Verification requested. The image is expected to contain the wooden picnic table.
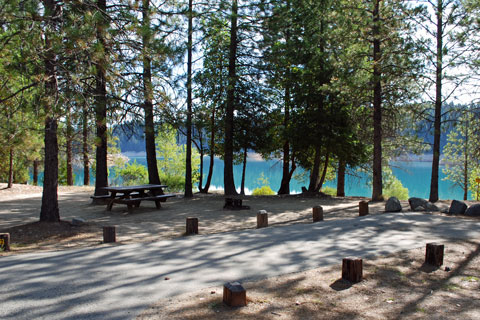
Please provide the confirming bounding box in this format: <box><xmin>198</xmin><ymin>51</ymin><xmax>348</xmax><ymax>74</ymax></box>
<box><xmin>101</xmin><ymin>184</ymin><xmax>175</xmax><ymax>213</ymax></box>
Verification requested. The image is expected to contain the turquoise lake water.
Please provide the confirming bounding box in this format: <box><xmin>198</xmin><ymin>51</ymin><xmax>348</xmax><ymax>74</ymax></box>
<box><xmin>56</xmin><ymin>156</ymin><xmax>472</xmax><ymax>200</ymax></box>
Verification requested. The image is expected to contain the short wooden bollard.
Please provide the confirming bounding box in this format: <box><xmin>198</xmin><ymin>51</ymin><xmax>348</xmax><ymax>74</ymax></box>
<box><xmin>425</xmin><ymin>243</ymin><xmax>444</xmax><ymax>267</ymax></box>
<box><xmin>257</xmin><ymin>210</ymin><xmax>268</xmax><ymax>228</ymax></box>
<box><xmin>223</xmin><ymin>282</ymin><xmax>247</xmax><ymax>307</ymax></box>
<box><xmin>359</xmin><ymin>200</ymin><xmax>369</xmax><ymax>216</ymax></box>
<box><xmin>186</xmin><ymin>217</ymin><xmax>199</xmax><ymax>235</ymax></box>
<box><xmin>0</xmin><ymin>233</ymin><xmax>10</xmax><ymax>251</ymax></box>
<box><xmin>103</xmin><ymin>226</ymin><xmax>116</xmax><ymax>243</ymax></box>
<box><xmin>312</xmin><ymin>206</ymin><xmax>324</xmax><ymax>222</ymax></box>
<box><xmin>342</xmin><ymin>257</ymin><xmax>363</xmax><ymax>283</ymax></box>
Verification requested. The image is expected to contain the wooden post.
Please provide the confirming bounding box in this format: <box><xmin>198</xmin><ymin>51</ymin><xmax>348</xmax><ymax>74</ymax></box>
<box><xmin>0</xmin><ymin>233</ymin><xmax>10</xmax><ymax>251</ymax></box>
<box><xmin>103</xmin><ymin>226</ymin><xmax>116</xmax><ymax>243</ymax></box>
<box><xmin>359</xmin><ymin>200</ymin><xmax>369</xmax><ymax>216</ymax></box>
<box><xmin>223</xmin><ymin>281</ymin><xmax>247</xmax><ymax>307</ymax></box>
<box><xmin>342</xmin><ymin>257</ymin><xmax>363</xmax><ymax>283</ymax></box>
<box><xmin>312</xmin><ymin>206</ymin><xmax>324</xmax><ymax>222</ymax></box>
<box><xmin>186</xmin><ymin>217</ymin><xmax>199</xmax><ymax>235</ymax></box>
<box><xmin>425</xmin><ymin>243</ymin><xmax>444</xmax><ymax>267</ymax></box>
<box><xmin>257</xmin><ymin>210</ymin><xmax>268</xmax><ymax>228</ymax></box>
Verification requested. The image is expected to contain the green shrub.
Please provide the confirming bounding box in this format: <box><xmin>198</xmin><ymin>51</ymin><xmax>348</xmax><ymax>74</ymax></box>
<box><xmin>252</xmin><ymin>185</ymin><xmax>276</xmax><ymax>196</ymax></box>
<box><xmin>159</xmin><ymin>172</ymin><xmax>185</xmax><ymax>192</ymax></box>
<box><xmin>156</xmin><ymin>125</ymin><xmax>200</xmax><ymax>192</ymax></box>
<box><xmin>383</xmin><ymin>176</ymin><xmax>409</xmax><ymax>200</ymax></box>
<box><xmin>114</xmin><ymin>160</ymin><xmax>148</xmax><ymax>186</ymax></box>
<box><xmin>321</xmin><ymin>186</ymin><xmax>337</xmax><ymax>196</ymax></box>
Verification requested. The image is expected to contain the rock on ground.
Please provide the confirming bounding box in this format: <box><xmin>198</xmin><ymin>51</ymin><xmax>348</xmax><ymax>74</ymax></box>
<box><xmin>465</xmin><ymin>204</ymin><xmax>480</xmax><ymax>217</ymax></box>
<box><xmin>408</xmin><ymin>197</ymin><xmax>439</xmax><ymax>212</ymax></box>
<box><xmin>385</xmin><ymin>197</ymin><xmax>402</xmax><ymax>212</ymax></box>
<box><xmin>448</xmin><ymin>200</ymin><xmax>468</xmax><ymax>215</ymax></box>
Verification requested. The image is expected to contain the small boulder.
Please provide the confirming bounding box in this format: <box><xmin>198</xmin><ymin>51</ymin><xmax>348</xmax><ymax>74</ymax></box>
<box><xmin>71</xmin><ymin>218</ymin><xmax>86</xmax><ymax>226</ymax></box>
<box><xmin>408</xmin><ymin>197</ymin><xmax>439</xmax><ymax>212</ymax></box>
<box><xmin>465</xmin><ymin>204</ymin><xmax>480</xmax><ymax>217</ymax></box>
<box><xmin>425</xmin><ymin>202</ymin><xmax>439</xmax><ymax>211</ymax></box>
<box><xmin>385</xmin><ymin>197</ymin><xmax>402</xmax><ymax>212</ymax></box>
<box><xmin>448</xmin><ymin>200</ymin><xmax>468</xmax><ymax>215</ymax></box>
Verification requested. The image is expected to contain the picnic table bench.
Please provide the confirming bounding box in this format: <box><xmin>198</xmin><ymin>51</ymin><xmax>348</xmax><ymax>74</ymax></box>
<box><xmin>94</xmin><ymin>184</ymin><xmax>175</xmax><ymax>213</ymax></box>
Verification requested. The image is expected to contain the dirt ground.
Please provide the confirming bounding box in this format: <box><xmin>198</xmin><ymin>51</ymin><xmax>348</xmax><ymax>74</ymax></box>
<box><xmin>138</xmin><ymin>240</ymin><xmax>480</xmax><ymax>320</ymax></box>
<box><xmin>1</xmin><ymin>183</ymin><xmax>479</xmax><ymax>319</ymax></box>
<box><xmin>2</xmin><ymin>182</ymin><xmax>450</xmax><ymax>255</ymax></box>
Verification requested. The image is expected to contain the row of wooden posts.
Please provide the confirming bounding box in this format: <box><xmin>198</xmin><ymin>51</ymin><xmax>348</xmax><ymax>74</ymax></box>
<box><xmin>0</xmin><ymin>200</ymin><xmax>371</xmax><ymax>250</ymax></box>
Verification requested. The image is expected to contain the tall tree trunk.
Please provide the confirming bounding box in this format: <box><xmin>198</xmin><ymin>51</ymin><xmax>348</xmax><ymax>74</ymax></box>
<box><xmin>83</xmin><ymin>106</ymin><xmax>90</xmax><ymax>185</ymax></box>
<box><xmin>336</xmin><ymin>159</ymin><xmax>346</xmax><ymax>197</ymax></box>
<box><xmin>240</xmin><ymin>147</ymin><xmax>247</xmax><ymax>195</ymax></box>
<box><xmin>429</xmin><ymin>0</ymin><xmax>443</xmax><ymax>203</ymax></box>
<box><xmin>224</xmin><ymin>0</ymin><xmax>238</xmax><ymax>195</ymax></box>
<box><xmin>315</xmin><ymin>152</ymin><xmax>330</xmax><ymax>193</ymax></box>
<box><xmin>198</xmin><ymin>147</ymin><xmax>204</xmax><ymax>191</ymax></box>
<box><xmin>201</xmin><ymin>140</ymin><xmax>215</xmax><ymax>193</ymax></box>
<box><xmin>40</xmin><ymin>0</ymin><xmax>60</xmax><ymax>222</ymax></box>
<box><xmin>33</xmin><ymin>159</ymin><xmax>39</xmax><ymax>186</ymax></box>
<box><xmin>142</xmin><ymin>0</ymin><xmax>161</xmax><ymax>186</ymax></box>
<box><xmin>7</xmin><ymin>147</ymin><xmax>13</xmax><ymax>188</ymax></box>
<box><xmin>185</xmin><ymin>0</ymin><xmax>194</xmax><ymax>197</ymax></box>
<box><xmin>201</xmin><ymin>106</ymin><xmax>216</xmax><ymax>193</ymax></box>
<box><xmin>371</xmin><ymin>0</ymin><xmax>383</xmax><ymax>201</ymax></box>
<box><xmin>278</xmin><ymin>6</ymin><xmax>292</xmax><ymax>195</ymax></box>
<box><xmin>278</xmin><ymin>83</ymin><xmax>291</xmax><ymax>195</ymax></box>
<box><xmin>463</xmin><ymin>116</ymin><xmax>468</xmax><ymax>200</ymax></box>
<box><xmin>93</xmin><ymin>0</ymin><xmax>109</xmax><ymax>199</ymax></box>
<box><xmin>41</xmin><ymin>117</ymin><xmax>60</xmax><ymax>221</ymax></box>
<box><xmin>66</xmin><ymin>107</ymin><xmax>73</xmax><ymax>186</ymax></box>
<box><xmin>308</xmin><ymin>147</ymin><xmax>322</xmax><ymax>192</ymax></box>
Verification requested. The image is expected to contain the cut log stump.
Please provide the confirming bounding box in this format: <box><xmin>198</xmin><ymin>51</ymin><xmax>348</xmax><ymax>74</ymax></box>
<box><xmin>359</xmin><ymin>201</ymin><xmax>369</xmax><ymax>216</ymax></box>
<box><xmin>186</xmin><ymin>217</ymin><xmax>199</xmax><ymax>235</ymax></box>
<box><xmin>425</xmin><ymin>243</ymin><xmax>444</xmax><ymax>267</ymax></box>
<box><xmin>223</xmin><ymin>282</ymin><xmax>247</xmax><ymax>307</ymax></box>
<box><xmin>0</xmin><ymin>233</ymin><xmax>10</xmax><ymax>251</ymax></box>
<box><xmin>312</xmin><ymin>206</ymin><xmax>324</xmax><ymax>222</ymax></box>
<box><xmin>257</xmin><ymin>210</ymin><xmax>268</xmax><ymax>228</ymax></box>
<box><xmin>342</xmin><ymin>257</ymin><xmax>363</xmax><ymax>283</ymax></box>
<box><xmin>103</xmin><ymin>226</ymin><xmax>116</xmax><ymax>243</ymax></box>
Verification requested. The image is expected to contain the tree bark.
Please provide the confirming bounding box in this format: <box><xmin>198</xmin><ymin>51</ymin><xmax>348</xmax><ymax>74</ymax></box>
<box><xmin>33</xmin><ymin>159</ymin><xmax>39</xmax><ymax>186</ymax></box>
<box><xmin>308</xmin><ymin>147</ymin><xmax>322</xmax><ymax>192</ymax></box>
<box><xmin>40</xmin><ymin>117</ymin><xmax>60</xmax><ymax>222</ymax></box>
<box><xmin>278</xmin><ymin>82</ymin><xmax>291</xmax><ymax>195</ymax></box>
<box><xmin>372</xmin><ymin>0</ymin><xmax>383</xmax><ymax>201</ymax></box>
<box><xmin>223</xmin><ymin>0</ymin><xmax>238</xmax><ymax>196</ymax></box>
<box><xmin>463</xmin><ymin>116</ymin><xmax>468</xmax><ymax>200</ymax></box>
<box><xmin>66</xmin><ymin>107</ymin><xmax>73</xmax><ymax>186</ymax></box>
<box><xmin>40</xmin><ymin>0</ymin><xmax>60</xmax><ymax>222</ymax></box>
<box><xmin>315</xmin><ymin>152</ymin><xmax>330</xmax><ymax>193</ymax></box>
<box><xmin>82</xmin><ymin>106</ymin><xmax>90</xmax><ymax>185</ymax></box>
<box><xmin>200</xmin><ymin>107</ymin><xmax>216</xmax><ymax>193</ymax></box>
<box><xmin>240</xmin><ymin>147</ymin><xmax>247</xmax><ymax>195</ymax></box>
<box><xmin>198</xmin><ymin>146</ymin><xmax>204</xmax><ymax>191</ymax></box>
<box><xmin>142</xmin><ymin>0</ymin><xmax>161</xmax><ymax>186</ymax></box>
<box><xmin>184</xmin><ymin>0</ymin><xmax>194</xmax><ymax>197</ymax></box>
<box><xmin>7</xmin><ymin>147</ymin><xmax>13</xmax><ymax>188</ymax></box>
<box><xmin>429</xmin><ymin>0</ymin><xmax>443</xmax><ymax>203</ymax></box>
<box><xmin>337</xmin><ymin>159</ymin><xmax>346</xmax><ymax>197</ymax></box>
<box><xmin>93</xmin><ymin>0</ymin><xmax>109</xmax><ymax>198</ymax></box>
